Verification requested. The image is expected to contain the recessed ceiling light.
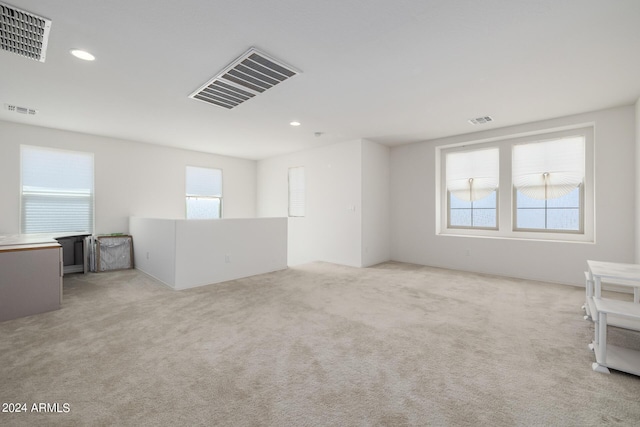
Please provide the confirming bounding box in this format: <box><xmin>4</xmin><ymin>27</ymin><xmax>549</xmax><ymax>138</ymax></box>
<box><xmin>70</xmin><ymin>49</ymin><xmax>95</xmax><ymax>61</ymax></box>
<box><xmin>290</xmin><ymin>121</ymin><xmax>301</xmax><ymax>127</ymax></box>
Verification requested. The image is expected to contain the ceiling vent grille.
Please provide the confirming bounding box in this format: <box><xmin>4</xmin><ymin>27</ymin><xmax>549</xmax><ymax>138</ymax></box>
<box><xmin>189</xmin><ymin>47</ymin><xmax>300</xmax><ymax>110</ymax></box>
<box><xmin>468</xmin><ymin>116</ymin><xmax>493</xmax><ymax>125</ymax></box>
<box><xmin>0</xmin><ymin>2</ymin><xmax>51</xmax><ymax>62</ymax></box>
<box><xmin>5</xmin><ymin>103</ymin><xmax>37</xmax><ymax>115</ymax></box>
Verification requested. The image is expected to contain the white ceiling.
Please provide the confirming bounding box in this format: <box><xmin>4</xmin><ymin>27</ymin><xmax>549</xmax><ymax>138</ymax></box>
<box><xmin>1</xmin><ymin>0</ymin><xmax>640</xmax><ymax>160</ymax></box>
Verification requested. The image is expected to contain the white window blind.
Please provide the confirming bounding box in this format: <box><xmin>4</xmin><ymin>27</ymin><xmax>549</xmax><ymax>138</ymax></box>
<box><xmin>446</xmin><ymin>148</ymin><xmax>499</xmax><ymax>201</ymax></box>
<box><xmin>288</xmin><ymin>166</ymin><xmax>305</xmax><ymax>217</ymax></box>
<box><xmin>512</xmin><ymin>136</ymin><xmax>585</xmax><ymax>200</ymax></box>
<box><xmin>186</xmin><ymin>166</ymin><xmax>222</xmax><ymax>219</ymax></box>
<box><xmin>21</xmin><ymin>145</ymin><xmax>94</xmax><ymax>234</ymax></box>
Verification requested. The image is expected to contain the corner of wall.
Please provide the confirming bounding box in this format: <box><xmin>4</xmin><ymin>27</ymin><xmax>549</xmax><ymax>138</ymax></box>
<box><xmin>360</xmin><ymin>139</ymin><xmax>392</xmax><ymax>267</ymax></box>
<box><xmin>635</xmin><ymin>97</ymin><xmax>640</xmax><ymax>263</ymax></box>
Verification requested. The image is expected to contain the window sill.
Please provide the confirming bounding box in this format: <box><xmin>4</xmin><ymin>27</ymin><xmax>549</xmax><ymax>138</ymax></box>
<box><xmin>437</xmin><ymin>229</ymin><xmax>595</xmax><ymax>244</ymax></box>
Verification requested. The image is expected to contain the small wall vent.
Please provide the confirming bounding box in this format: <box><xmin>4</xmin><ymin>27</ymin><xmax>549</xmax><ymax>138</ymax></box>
<box><xmin>190</xmin><ymin>47</ymin><xmax>300</xmax><ymax>110</ymax></box>
<box><xmin>5</xmin><ymin>103</ymin><xmax>37</xmax><ymax>115</ymax></box>
<box><xmin>0</xmin><ymin>2</ymin><xmax>52</xmax><ymax>62</ymax></box>
<box><xmin>468</xmin><ymin>116</ymin><xmax>493</xmax><ymax>125</ymax></box>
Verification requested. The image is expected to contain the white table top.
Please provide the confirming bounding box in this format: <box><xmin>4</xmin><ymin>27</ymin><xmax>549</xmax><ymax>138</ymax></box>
<box><xmin>0</xmin><ymin>233</ymin><xmax>91</xmax><ymax>247</ymax></box>
<box><xmin>587</xmin><ymin>260</ymin><xmax>640</xmax><ymax>283</ymax></box>
<box><xmin>0</xmin><ymin>242</ymin><xmax>62</xmax><ymax>253</ymax></box>
<box><xmin>593</xmin><ymin>297</ymin><xmax>640</xmax><ymax>319</ymax></box>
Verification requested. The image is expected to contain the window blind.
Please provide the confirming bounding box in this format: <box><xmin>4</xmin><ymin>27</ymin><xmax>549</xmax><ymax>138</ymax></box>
<box><xmin>288</xmin><ymin>166</ymin><xmax>305</xmax><ymax>217</ymax></box>
<box><xmin>186</xmin><ymin>166</ymin><xmax>222</xmax><ymax>197</ymax></box>
<box><xmin>512</xmin><ymin>136</ymin><xmax>585</xmax><ymax>200</ymax></box>
<box><xmin>446</xmin><ymin>148</ymin><xmax>499</xmax><ymax>201</ymax></box>
<box><xmin>21</xmin><ymin>145</ymin><xmax>94</xmax><ymax>234</ymax></box>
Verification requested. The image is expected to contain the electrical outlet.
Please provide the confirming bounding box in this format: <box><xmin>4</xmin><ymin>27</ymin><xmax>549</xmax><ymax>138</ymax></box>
<box><xmin>225</xmin><ymin>255</ymin><xmax>231</xmax><ymax>263</ymax></box>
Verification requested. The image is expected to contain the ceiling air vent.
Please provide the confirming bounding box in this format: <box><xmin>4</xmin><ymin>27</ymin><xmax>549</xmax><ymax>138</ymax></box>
<box><xmin>468</xmin><ymin>116</ymin><xmax>493</xmax><ymax>125</ymax></box>
<box><xmin>189</xmin><ymin>47</ymin><xmax>300</xmax><ymax>110</ymax></box>
<box><xmin>0</xmin><ymin>2</ymin><xmax>52</xmax><ymax>62</ymax></box>
<box><xmin>5</xmin><ymin>103</ymin><xmax>37</xmax><ymax>115</ymax></box>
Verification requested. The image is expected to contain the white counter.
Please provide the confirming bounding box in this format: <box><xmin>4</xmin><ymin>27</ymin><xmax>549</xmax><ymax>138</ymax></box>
<box><xmin>0</xmin><ymin>242</ymin><xmax>63</xmax><ymax>322</ymax></box>
<box><xmin>0</xmin><ymin>233</ymin><xmax>84</xmax><ymax>246</ymax></box>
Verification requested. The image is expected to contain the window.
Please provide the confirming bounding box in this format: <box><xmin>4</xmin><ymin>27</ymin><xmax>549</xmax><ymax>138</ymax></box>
<box><xmin>513</xmin><ymin>137</ymin><xmax>585</xmax><ymax>232</ymax></box>
<box><xmin>446</xmin><ymin>148</ymin><xmax>498</xmax><ymax>229</ymax></box>
<box><xmin>186</xmin><ymin>166</ymin><xmax>222</xmax><ymax>219</ymax></box>
<box><xmin>288</xmin><ymin>166</ymin><xmax>305</xmax><ymax>217</ymax></box>
<box><xmin>438</xmin><ymin>127</ymin><xmax>593</xmax><ymax>242</ymax></box>
<box><xmin>21</xmin><ymin>145</ymin><xmax>94</xmax><ymax>234</ymax></box>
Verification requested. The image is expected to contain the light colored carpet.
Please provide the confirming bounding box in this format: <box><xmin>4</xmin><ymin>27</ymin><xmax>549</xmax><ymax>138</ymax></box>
<box><xmin>1</xmin><ymin>261</ymin><xmax>640</xmax><ymax>426</ymax></box>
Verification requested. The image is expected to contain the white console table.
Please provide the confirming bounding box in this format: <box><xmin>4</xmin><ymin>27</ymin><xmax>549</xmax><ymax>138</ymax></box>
<box><xmin>590</xmin><ymin>297</ymin><xmax>640</xmax><ymax>375</ymax></box>
<box><xmin>586</xmin><ymin>260</ymin><xmax>640</xmax><ymax>376</ymax></box>
<box><xmin>585</xmin><ymin>260</ymin><xmax>640</xmax><ymax>330</ymax></box>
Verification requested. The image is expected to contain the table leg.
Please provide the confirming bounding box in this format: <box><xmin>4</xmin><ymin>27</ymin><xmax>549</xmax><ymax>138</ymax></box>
<box><xmin>593</xmin><ymin>312</ymin><xmax>598</xmax><ymax>346</ymax></box>
<box><xmin>598</xmin><ymin>312</ymin><xmax>607</xmax><ymax>361</ymax></box>
<box><xmin>592</xmin><ymin>311</ymin><xmax>611</xmax><ymax>374</ymax></box>
<box><xmin>584</xmin><ymin>273</ymin><xmax>594</xmax><ymax>319</ymax></box>
<box><xmin>586</xmin><ymin>271</ymin><xmax>594</xmax><ymax>297</ymax></box>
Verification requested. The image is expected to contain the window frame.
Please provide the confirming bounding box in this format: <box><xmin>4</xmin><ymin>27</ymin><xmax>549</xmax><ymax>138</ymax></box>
<box><xmin>512</xmin><ymin>184</ymin><xmax>584</xmax><ymax>234</ymax></box>
<box><xmin>288</xmin><ymin>166</ymin><xmax>305</xmax><ymax>218</ymax></box>
<box><xmin>437</xmin><ymin>126</ymin><xmax>594</xmax><ymax>242</ymax></box>
<box><xmin>185</xmin><ymin>166</ymin><xmax>223</xmax><ymax>220</ymax></box>
<box><xmin>447</xmin><ymin>190</ymin><xmax>499</xmax><ymax>230</ymax></box>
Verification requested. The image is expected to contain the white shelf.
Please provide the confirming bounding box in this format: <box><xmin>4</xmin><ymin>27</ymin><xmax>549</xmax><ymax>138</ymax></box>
<box><xmin>586</xmin><ymin>297</ymin><xmax>640</xmax><ymax>330</ymax></box>
<box><xmin>588</xmin><ymin>260</ymin><xmax>640</xmax><ymax>283</ymax></box>
<box><xmin>592</xmin><ymin>343</ymin><xmax>640</xmax><ymax>376</ymax></box>
<box><xmin>593</xmin><ymin>297</ymin><xmax>640</xmax><ymax>319</ymax></box>
<box><xmin>589</xmin><ymin>294</ymin><xmax>640</xmax><ymax>377</ymax></box>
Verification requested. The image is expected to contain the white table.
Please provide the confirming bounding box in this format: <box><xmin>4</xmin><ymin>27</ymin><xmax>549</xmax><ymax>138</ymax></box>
<box><xmin>0</xmin><ymin>243</ymin><xmax>63</xmax><ymax>322</ymax></box>
<box><xmin>586</xmin><ymin>260</ymin><xmax>640</xmax><ymax>375</ymax></box>
<box><xmin>590</xmin><ymin>297</ymin><xmax>640</xmax><ymax>375</ymax></box>
<box><xmin>585</xmin><ymin>260</ymin><xmax>640</xmax><ymax>330</ymax></box>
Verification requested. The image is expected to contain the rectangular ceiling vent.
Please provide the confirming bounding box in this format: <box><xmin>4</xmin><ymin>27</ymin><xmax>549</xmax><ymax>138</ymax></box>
<box><xmin>5</xmin><ymin>103</ymin><xmax>37</xmax><ymax>115</ymax></box>
<box><xmin>189</xmin><ymin>47</ymin><xmax>300</xmax><ymax>110</ymax></box>
<box><xmin>0</xmin><ymin>2</ymin><xmax>52</xmax><ymax>62</ymax></box>
<box><xmin>468</xmin><ymin>116</ymin><xmax>493</xmax><ymax>125</ymax></box>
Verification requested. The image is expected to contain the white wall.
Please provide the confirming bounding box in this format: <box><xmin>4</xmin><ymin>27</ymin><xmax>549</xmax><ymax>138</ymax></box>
<box><xmin>174</xmin><ymin>218</ymin><xmax>287</xmax><ymax>289</ymax></box>
<box><xmin>0</xmin><ymin>120</ymin><xmax>256</xmax><ymax>235</ymax></box>
<box><xmin>128</xmin><ymin>218</ymin><xmax>177</xmax><ymax>286</ymax></box>
<box><xmin>257</xmin><ymin>140</ymin><xmax>363</xmax><ymax>267</ymax></box>
<box><xmin>130</xmin><ymin>217</ymin><xmax>287</xmax><ymax>289</ymax></box>
<box><xmin>361</xmin><ymin>140</ymin><xmax>391</xmax><ymax>266</ymax></box>
<box><xmin>257</xmin><ymin>139</ymin><xmax>392</xmax><ymax>268</ymax></box>
<box><xmin>636</xmin><ymin>97</ymin><xmax>640</xmax><ymax>264</ymax></box>
<box><xmin>391</xmin><ymin>106</ymin><xmax>636</xmax><ymax>286</ymax></box>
